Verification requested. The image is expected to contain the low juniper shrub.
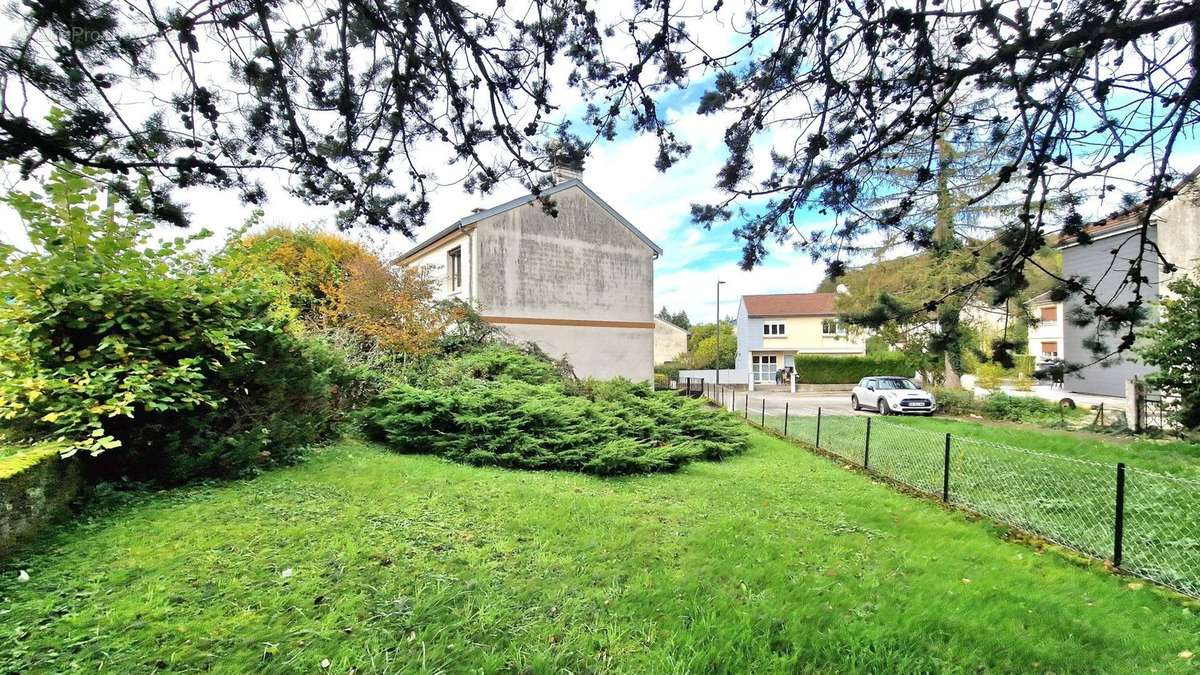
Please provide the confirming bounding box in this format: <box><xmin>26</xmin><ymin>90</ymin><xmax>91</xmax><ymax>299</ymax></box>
<box><xmin>358</xmin><ymin>350</ymin><xmax>748</xmax><ymax>476</ymax></box>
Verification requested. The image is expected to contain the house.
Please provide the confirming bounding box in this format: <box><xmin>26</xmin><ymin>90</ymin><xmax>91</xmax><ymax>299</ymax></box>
<box><xmin>397</xmin><ymin>170</ymin><xmax>661</xmax><ymax>381</ymax></box>
<box><xmin>1026</xmin><ymin>291</ymin><xmax>1064</xmax><ymax>362</ymax></box>
<box><xmin>734</xmin><ymin>292</ymin><xmax>867</xmax><ymax>389</ymax></box>
<box><xmin>1057</xmin><ymin>168</ymin><xmax>1200</xmax><ymax>396</ymax></box>
<box><xmin>653</xmin><ymin>318</ymin><xmax>688</xmax><ymax>365</ymax></box>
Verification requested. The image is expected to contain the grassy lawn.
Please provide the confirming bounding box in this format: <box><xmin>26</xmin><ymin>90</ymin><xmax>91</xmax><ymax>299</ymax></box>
<box><xmin>882</xmin><ymin>415</ymin><xmax>1200</xmax><ymax>478</ymax></box>
<box><xmin>2</xmin><ymin>432</ymin><xmax>1198</xmax><ymax>673</ymax></box>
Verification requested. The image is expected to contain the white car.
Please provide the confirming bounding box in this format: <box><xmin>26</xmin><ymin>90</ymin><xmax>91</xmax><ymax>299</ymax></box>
<box><xmin>851</xmin><ymin>377</ymin><xmax>936</xmax><ymax>415</ymax></box>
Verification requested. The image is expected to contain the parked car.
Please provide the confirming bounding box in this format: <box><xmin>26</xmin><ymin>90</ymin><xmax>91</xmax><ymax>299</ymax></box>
<box><xmin>851</xmin><ymin>377</ymin><xmax>936</xmax><ymax>415</ymax></box>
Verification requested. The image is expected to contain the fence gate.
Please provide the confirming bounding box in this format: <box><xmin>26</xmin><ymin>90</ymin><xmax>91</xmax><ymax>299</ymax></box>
<box><xmin>1135</xmin><ymin>385</ymin><xmax>1175</xmax><ymax>433</ymax></box>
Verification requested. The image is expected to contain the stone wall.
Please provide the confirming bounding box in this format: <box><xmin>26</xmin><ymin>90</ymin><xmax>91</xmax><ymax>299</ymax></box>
<box><xmin>0</xmin><ymin>445</ymin><xmax>83</xmax><ymax>557</ymax></box>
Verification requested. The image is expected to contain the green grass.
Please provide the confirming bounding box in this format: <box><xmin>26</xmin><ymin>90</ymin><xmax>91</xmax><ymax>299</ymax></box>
<box><xmin>2</xmin><ymin>433</ymin><xmax>1198</xmax><ymax>673</ymax></box>
<box><xmin>883</xmin><ymin>415</ymin><xmax>1200</xmax><ymax>478</ymax></box>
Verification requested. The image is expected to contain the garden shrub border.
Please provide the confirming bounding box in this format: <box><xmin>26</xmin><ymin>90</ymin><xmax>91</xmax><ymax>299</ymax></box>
<box><xmin>791</xmin><ymin>354</ymin><xmax>913</xmax><ymax>384</ymax></box>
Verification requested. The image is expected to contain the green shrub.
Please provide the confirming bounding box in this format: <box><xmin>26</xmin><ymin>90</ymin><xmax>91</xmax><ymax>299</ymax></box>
<box><xmin>441</xmin><ymin>344</ymin><xmax>565</xmax><ymax>386</ymax></box>
<box><xmin>932</xmin><ymin>388</ymin><xmax>977</xmax><ymax>416</ymax></box>
<box><xmin>653</xmin><ymin>373</ymin><xmax>669</xmax><ymax>390</ymax></box>
<box><xmin>980</xmin><ymin>393</ymin><xmax>1058</xmax><ymax>422</ymax></box>
<box><xmin>0</xmin><ymin>167</ymin><xmax>360</xmax><ymax>484</ymax></box>
<box><xmin>1013</xmin><ymin>354</ymin><xmax>1036</xmax><ymax>377</ymax></box>
<box><xmin>790</xmin><ymin>354</ymin><xmax>912</xmax><ymax>384</ymax></box>
<box><xmin>358</xmin><ymin>370</ymin><xmax>748</xmax><ymax>476</ymax></box>
<box><xmin>654</xmin><ymin>361</ymin><xmax>682</xmax><ymax>384</ymax></box>
<box><xmin>974</xmin><ymin>362</ymin><xmax>1004</xmax><ymax>390</ymax></box>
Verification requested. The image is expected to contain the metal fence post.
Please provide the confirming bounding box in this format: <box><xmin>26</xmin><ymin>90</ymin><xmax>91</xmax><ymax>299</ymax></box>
<box><xmin>815</xmin><ymin>407</ymin><xmax>822</xmax><ymax>448</ymax></box>
<box><xmin>761</xmin><ymin>398</ymin><xmax>766</xmax><ymax>426</ymax></box>
<box><xmin>783</xmin><ymin>402</ymin><xmax>789</xmax><ymax>436</ymax></box>
<box><xmin>1113</xmin><ymin>462</ymin><xmax>1126</xmax><ymax>568</ymax></box>
<box><xmin>942</xmin><ymin>433</ymin><xmax>951</xmax><ymax>502</ymax></box>
<box><xmin>744</xmin><ymin>395</ymin><xmax>749</xmax><ymax>419</ymax></box>
<box><xmin>863</xmin><ymin>417</ymin><xmax>872</xmax><ymax>469</ymax></box>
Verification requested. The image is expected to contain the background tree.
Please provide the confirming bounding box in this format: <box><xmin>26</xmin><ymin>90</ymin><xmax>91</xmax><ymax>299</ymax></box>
<box><xmin>684</xmin><ymin>321</ymin><xmax>735</xmax><ymax>370</ymax></box>
<box><xmin>656</xmin><ymin>306</ymin><xmax>691</xmax><ymax>329</ymax></box>
<box><xmin>326</xmin><ymin>256</ymin><xmax>450</xmax><ymax>356</ymax></box>
<box><xmin>1138</xmin><ymin>277</ymin><xmax>1200</xmax><ymax>430</ymax></box>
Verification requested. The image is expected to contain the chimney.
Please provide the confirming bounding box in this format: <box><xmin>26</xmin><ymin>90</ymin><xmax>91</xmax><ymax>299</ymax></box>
<box><xmin>546</xmin><ymin>139</ymin><xmax>584</xmax><ymax>183</ymax></box>
<box><xmin>551</xmin><ymin>163</ymin><xmax>582</xmax><ymax>183</ymax></box>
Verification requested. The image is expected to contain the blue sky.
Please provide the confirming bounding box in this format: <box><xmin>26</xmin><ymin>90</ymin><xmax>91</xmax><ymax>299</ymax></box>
<box><xmin>2</xmin><ymin>78</ymin><xmax>1197</xmax><ymax>327</ymax></box>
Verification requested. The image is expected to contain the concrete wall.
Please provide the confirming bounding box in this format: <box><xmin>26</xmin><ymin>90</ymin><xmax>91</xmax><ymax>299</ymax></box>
<box><xmin>1156</xmin><ymin>181</ymin><xmax>1200</xmax><ymax>293</ymax></box>
<box><xmin>653</xmin><ymin>319</ymin><xmax>688</xmax><ymax>364</ymax></box>
<box><xmin>500</xmin><ymin>322</ymin><xmax>652</xmax><ymax>381</ymax></box>
<box><xmin>1062</xmin><ymin>227</ymin><xmax>1159</xmax><ymax>396</ymax></box>
<box><xmin>474</xmin><ymin>185</ymin><xmax>656</xmax><ymax>381</ymax></box>
<box><xmin>1</xmin><ymin>446</ymin><xmax>83</xmax><ymax>557</ymax></box>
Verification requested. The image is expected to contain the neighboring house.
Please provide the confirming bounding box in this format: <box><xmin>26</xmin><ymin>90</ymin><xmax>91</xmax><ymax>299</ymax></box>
<box><xmin>1057</xmin><ymin>168</ymin><xmax>1200</xmax><ymax>396</ymax></box>
<box><xmin>653</xmin><ymin>318</ymin><xmax>688</xmax><ymax>365</ymax></box>
<box><xmin>1026</xmin><ymin>291</ymin><xmax>1064</xmax><ymax>363</ymax></box>
<box><xmin>734</xmin><ymin>292</ymin><xmax>867</xmax><ymax>388</ymax></box>
<box><xmin>397</xmin><ymin>172</ymin><xmax>661</xmax><ymax>381</ymax></box>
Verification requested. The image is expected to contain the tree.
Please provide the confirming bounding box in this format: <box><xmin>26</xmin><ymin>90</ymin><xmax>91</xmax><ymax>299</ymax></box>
<box><xmin>4</xmin><ymin>0</ymin><xmax>1196</xmax><ymax>366</ymax></box>
<box><xmin>1138</xmin><ymin>277</ymin><xmax>1200</xmax><ymax>430</ymax></box>
<box><xmin>326</xmin><ymin>256</ymin><xmax>451</xmax><ymax>355</ymax></box>
<box><xmin>685</xmin><ymin>321</ymin><xmax>735</xmax><ymax>370</ymax></box>
<box><xmin>656</xmin><ymin>306</ymin><xmax>691</xmax><ymax>330</ymax></box>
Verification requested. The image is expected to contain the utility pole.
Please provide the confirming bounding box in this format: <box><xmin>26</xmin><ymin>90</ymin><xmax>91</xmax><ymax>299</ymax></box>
<box><xmin>716</xmin><ymin>280</ymin><xmax>726</xmax><ymax>386</ymax></box>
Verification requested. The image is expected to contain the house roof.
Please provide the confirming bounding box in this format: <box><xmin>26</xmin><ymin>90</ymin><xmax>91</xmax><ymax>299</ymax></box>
<box><xmin>1027</xmin><ymin>290</ymin><xmax>1056</xmax><ymax>305</ymax></box>
<box><xmin>1058</xmin><ymin>165</ymin><xmax>1200</xmax><ymax>248</ymax></box>
<box><xmin>654</xmin><ymin>317</ymin><xmax>688</xmax><ymax>333</ymax></box>
<box><xmin>396</xmin><ymin>179</ymin><xmax>662</xmax><ymax>263</ymax></box>
<box><xmin>742</xmin><ymin>292</ymin><xmax>839</xmax><ymax>317</ymax></box>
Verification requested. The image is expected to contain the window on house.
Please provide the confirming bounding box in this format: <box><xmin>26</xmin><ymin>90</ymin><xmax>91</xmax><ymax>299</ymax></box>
<box><xmin>821</xmin><ymin>319</ymin><xmax>847</xmax><ymax>336</ymax></box>
<box><xmin>762</xmin><ymin>322</ymin><xmax>786</xmax><ymax>336</ymax></box>
<box><xmin>1040</xmin><ymin>341</ymin><xmax>1059</xmax><ymax>358</ymax></box>
<box><xmin>752</xmin><ymin>354</ymin><xmax>778</xmax><ymax>382</ymax></box>
<box><xmin>1039</xmin><ymin>305</ymin><xmax>1057</xmax><ymax>326</ymax></box>
<box><xmin>447</xmin><ymin>247</ymin><xmax>462</xmax><ymax>291</ymax></box>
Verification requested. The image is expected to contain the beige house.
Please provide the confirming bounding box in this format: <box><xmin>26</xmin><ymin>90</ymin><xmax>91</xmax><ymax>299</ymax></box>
<box><xmin>653</xmin><ymin>318</ymin><xmax>688</xmax><ymax>364</ymax></box>
<box><xmin>397</xmin><ymin>176</ymin><xmax>660</xmax><ymax>381</ymax></box>
<box><xmin>734</xmin><ymin>293</ymin><xmax>867</xmax><ymax>389</ymax></box>
<box><xmin>1026</xmin><ymin>291</ymin><xmax>1064</xmax><ymax>362</ymax></box>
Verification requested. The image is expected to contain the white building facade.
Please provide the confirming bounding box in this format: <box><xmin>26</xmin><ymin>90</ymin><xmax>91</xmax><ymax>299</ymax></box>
<box><xmin>398</xmin><ymin>179</ymin><xmax>660</xmax><ymax>381</ymax></box>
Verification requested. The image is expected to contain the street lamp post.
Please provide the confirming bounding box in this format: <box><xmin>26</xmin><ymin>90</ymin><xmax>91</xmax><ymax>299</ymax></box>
<box><xmin>716</xmin><ymin>280</ymin><xmax>726</xmax><ymax>386</ymax></box>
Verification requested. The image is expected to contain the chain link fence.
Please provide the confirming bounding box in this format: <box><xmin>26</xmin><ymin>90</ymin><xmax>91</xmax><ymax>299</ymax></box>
<box><xmin>701</xmin><ymin>383</ymin><xmax>1200</xmax><ymax>599</ymax></box>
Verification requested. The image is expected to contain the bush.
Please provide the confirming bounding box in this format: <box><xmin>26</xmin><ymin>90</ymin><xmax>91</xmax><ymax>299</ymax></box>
<box><xmin>790</xmin><ymin>354</ymin><xmax>912</xmax><ymax>384</ymax></box>
<box><xmin>980</xmin><ymin>393</ymin><xmax>1058</xmax><ymax>422</ymax></box>
<box><xmin>440</xmin><ymin>344</ymin><xmax>566</xmax><ymax>386</ymax></box>
<box><xmin>358</xmin><ymin>355</ymin><xmax>748</xmax><ymax>476</ymax></box>
<box><xmin>974</xmin><ymin>362</ymin><xmax>1004</xmax><ymax>390</ymax></box>
<box><xmin>653</xmin><ymin>373</ymin><xmax>669</xmax><ymax>390</ymax></box>
<box><xmin>0</xmin><ymin>168</ymin><xmax>361</xmax><ymax>484</ymax></box>
<box><xmin>932</xmin><ymin>388</ymin><xmax>977</xmax><ymax>416</ymax></box>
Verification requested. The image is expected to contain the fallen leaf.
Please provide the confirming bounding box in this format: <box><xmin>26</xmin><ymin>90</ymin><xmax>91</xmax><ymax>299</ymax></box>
<box><xmin>1180</xmin><ymin>651</ymin><xmax>1194</xmax><ymax>660</ymax></box>
<box><xmin>281</xmin><ymin>568</ymin><xmax>294</xmax><ymax>578</ymax></box>
<box><xmin>961</xmin><ymin>578</ymin><xmax>972</xmax><ymax>584</ymax></box>
<box><xmin>17</xmin><ymin>570</ymin><xmax>30</xmax><ymax>583</ymax></box>
<box><xmin>320</xmin><ymin>658</ymin><xmax>331</xmax><ymax>669</ymax></box>
<box><xmin>1127</xmin><ymin>582</ymin><xmax>1144</xmax><ymax>590</ymax></box>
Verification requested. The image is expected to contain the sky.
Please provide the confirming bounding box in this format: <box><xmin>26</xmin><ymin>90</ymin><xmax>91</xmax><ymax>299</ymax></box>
<box><xmin>3</xmin><ymin>2</ymin><xmax>1198</xmax><ymax>326</ymax></box>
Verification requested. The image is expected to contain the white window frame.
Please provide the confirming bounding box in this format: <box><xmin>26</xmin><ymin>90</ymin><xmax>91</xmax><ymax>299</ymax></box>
<box><xmin>821</xmin><ymin>319</ymin><xmax>847</xmax><ymax>336</ymax></box>
<box><xmin>763</xmin><ymin>322</ymin><xmax>786</xmax><ymax>337</ymax></box>
<box><xmin>751</xmin><ymin>354</ymin><xmax>779</xmax><ymax>382</ymax></box>
<box><xmin>447</xmin><ymin>246</ymin><xmax>462</xmax><ymax>291</ymax></box>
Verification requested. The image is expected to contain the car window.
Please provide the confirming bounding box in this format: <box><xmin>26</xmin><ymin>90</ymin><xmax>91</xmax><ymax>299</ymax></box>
<box><xmin>876</xmin><ymin>378</ymin><xmax>917</xmax><ymax>390</ymax></box>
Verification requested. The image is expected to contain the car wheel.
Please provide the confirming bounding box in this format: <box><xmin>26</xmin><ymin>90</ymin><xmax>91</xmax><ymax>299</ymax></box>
<box><xmin>851</xmin><ymin>395</ymin><xmax>860</xmax><ymax>411</ymax></box>
<box><xmin>878</xmin><ymin>398</ymin><xmax>892</xmax><ymax>415</ymax></box>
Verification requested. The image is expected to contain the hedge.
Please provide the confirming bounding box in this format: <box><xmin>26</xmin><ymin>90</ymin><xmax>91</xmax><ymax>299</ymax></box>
<box><xmin>791</xmin><ymin>354</ymin><xmax>913</xmax><ymax>384</ymax></box>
